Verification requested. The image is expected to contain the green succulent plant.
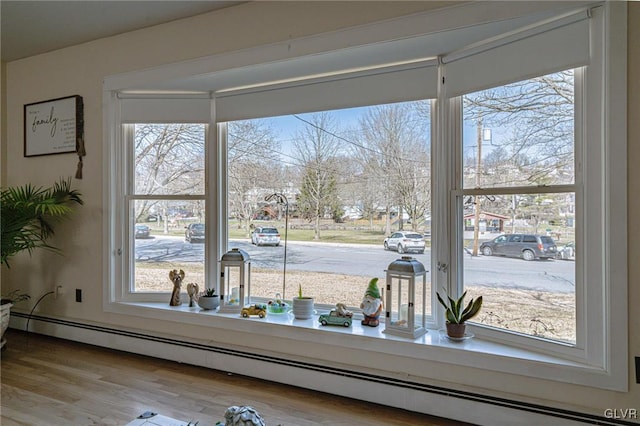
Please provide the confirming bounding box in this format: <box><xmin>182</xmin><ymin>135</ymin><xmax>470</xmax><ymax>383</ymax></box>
<box><xmin>203</xmin><ymin>288</ymin><xmax>217</xmax><ymax>297</ymax></box>
<box><xmin>436</xmin><ymin>290</ymin><xmax>483</xmax><ymax>324</ymax></box>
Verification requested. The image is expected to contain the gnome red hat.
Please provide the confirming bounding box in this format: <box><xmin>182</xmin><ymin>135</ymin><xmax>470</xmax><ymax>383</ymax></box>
<box><xmin>365</xmin><ymin>277</ymin><xmax>381</xmax><ymax>299</ymax></box>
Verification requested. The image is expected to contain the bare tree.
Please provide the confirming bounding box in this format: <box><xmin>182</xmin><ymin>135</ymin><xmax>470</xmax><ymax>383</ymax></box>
<box><xmin>464</xmin><ymin>70</ymin><xmax>575</xmax><ymax>187</ymax></box>
<box><xmin>356</xmin><ymin>103</ymin><xmax>430</xmax><ymax>234</ymax></box>
<box><xmin>462</xmin><ymin>70</ymin><xmax>575</xmax><ymax>243</ymax></box>
<box><xmin>227</xmin><ymin>120</ymin><xmax>280</xmax><ymax>236</ymax></box>
<box><xmin>339</xmin><ymin>159</ymin><xmax>381</xmax><ymax>228</ymax></box>
<box><xmin>293</xmin><ymin>112</ymin><xmax>342</xmax><ymax>240</ymax></box>
<box><xmin>134</xmin><ymin>124</ymin><xmax>205</xmax><ymax>230</ymax></box>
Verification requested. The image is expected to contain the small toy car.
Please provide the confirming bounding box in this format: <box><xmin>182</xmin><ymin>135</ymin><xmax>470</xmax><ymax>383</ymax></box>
<box><xmin>241</xmin><ymin>304</ymin><xmax>267</xmax><ymax>318</ymax></box>
<box><xmin>319</xmin><ymin>310</ymin><xmax>352</xmax><ymax>327</ymax></box>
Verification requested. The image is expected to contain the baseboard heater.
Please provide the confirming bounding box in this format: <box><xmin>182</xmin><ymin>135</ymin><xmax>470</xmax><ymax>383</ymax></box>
<box><xmin>11</xmin><ymin>312</ymin><xmax>636</xmax><ymax>426</ymax></box>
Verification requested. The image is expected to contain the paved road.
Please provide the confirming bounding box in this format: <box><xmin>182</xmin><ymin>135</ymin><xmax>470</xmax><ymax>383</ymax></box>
<box><xmin>135</xmin><ymin>236</ymin><xmax>575</xmax><ymax>293</ymax></box>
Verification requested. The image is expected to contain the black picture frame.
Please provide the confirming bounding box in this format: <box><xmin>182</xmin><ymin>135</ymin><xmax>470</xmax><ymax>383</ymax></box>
<box><xmin>24</xmin><ymin>95</ymin><xmax>84</xmax><ymax>157</ymax></box>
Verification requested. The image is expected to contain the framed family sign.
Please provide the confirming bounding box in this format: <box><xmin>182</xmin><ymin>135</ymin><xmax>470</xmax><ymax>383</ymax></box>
<box><xmin>24</xmin><ymin>95</ymin><xmax>84</xmax><ymax>157</ymax></box>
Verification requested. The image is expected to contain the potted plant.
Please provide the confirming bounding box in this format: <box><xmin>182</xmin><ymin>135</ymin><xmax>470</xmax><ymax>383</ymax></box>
<box><xmin>1</xmin><ymin>290</ymin><xmax>30</xmax><ymax>348</ymax></box>
<box><xmin>1</xmin><ymin>178</ymin><xmax>82</xmax><ymax>344</ymax></box>
<box><xmin>197</xmin><ymin>288</ymin><xmax>220</xmax><ymax>310</ymax></box>
<box><xmin>436</xmin><ymin>290</ymin><xmax>483</xmax><ymax>338</ymax></box>
<box><xmin>292</xmin><ymin>284</ymin><xmax>314</xmax><ymax>320</ymax></box>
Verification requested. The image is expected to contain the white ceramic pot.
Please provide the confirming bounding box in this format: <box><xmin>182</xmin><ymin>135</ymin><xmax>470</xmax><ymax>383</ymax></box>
<box><xmin>198</xmin><ymin>296</ymin><xmax>220</xmax><ymax>310</ymax></box>
<box><xmin>292</xmin><ymin>297</ymin><xmax>314</xmax><ymax>319</ymax></box>
<box><xmin>1</xmin><ymin>303</ymin><xmax>12</xmax><ymax>349</ymax></box>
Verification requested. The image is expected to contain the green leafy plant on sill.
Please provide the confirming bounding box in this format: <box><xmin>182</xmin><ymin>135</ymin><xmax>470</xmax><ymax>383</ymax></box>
<box><xmin>202</xmin><ymin>288</ymin><xmax>217</xmax><ymax>297</ymax></box>
<box><xmin>436</xmin><ymin>289</ymin><xmax>483</xmax><ymax>324</ymax></box>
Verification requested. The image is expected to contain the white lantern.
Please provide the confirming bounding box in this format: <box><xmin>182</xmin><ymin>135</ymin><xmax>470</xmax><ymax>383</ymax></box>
<box><xmin>218</xmin><ymin>248</ymin><xmax>251</xmax><ymax>314</ymax></box>
<box><xmin>383</xmin><ymin>256</ymin><xmax>427</xmax><ymax>339</ymax></box>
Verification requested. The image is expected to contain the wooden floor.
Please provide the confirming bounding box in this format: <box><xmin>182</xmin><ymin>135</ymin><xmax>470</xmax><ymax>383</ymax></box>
<box><xmin>1</xmin><ymin>330</ymin><xmax>470</xmax><ymax>426</ymax></box>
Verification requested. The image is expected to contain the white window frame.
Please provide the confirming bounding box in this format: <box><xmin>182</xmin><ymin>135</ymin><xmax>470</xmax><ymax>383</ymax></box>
<box><xmin>446</xmin><ymin>69</ymin><xmax>583</xmax><ymax>357</ymax></box>
<box><xmin>103</xmin><ymin>1</ymin><xmax>627</xmax><ymax>391</ymax></box>
<box><xmin>431</xmin><ymin>5</ymin><xmax>627</xmax><ymax>373</ymax></box>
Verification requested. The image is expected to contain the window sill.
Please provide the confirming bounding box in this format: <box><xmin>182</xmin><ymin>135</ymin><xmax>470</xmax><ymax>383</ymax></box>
<box><xmin>105</xmin><ymin>301</ymin><xmax>620</xmax><ymax>390</ymax></box>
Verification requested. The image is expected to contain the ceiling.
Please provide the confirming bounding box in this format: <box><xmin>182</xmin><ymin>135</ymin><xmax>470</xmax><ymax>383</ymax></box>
<box><xmin>0</xmin><ymin>1</ymin><xmax>243</xmax><ymax>62</ymax></box>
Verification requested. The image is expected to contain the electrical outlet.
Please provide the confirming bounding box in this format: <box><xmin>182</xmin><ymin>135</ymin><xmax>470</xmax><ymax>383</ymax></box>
<box><xmin>635</xmin><ymin>356</ymin><xmax>639</xmax><ymax>384</ymax></box>
<box><xmin>75</xmin><ymin>289</ymin><xmax>82</xmax><ymax>303</ymax></box>
<box><xmin>54</xmin><ymin>285</ymin><xmax>63</xmax><ymax>299</ymax></box>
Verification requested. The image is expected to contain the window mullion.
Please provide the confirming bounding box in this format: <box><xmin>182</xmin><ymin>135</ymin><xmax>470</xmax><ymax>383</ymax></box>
<box><xmin>461</xmin><ymin>185</ymin><xmax>576</xmax><ymax>197</ymax></box>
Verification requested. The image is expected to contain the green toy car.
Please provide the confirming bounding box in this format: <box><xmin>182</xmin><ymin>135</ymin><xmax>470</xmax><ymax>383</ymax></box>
<box><xmin>319</xmin><ymin>310</ymin><xmax>352</xmax><ymax>327</ymax></box>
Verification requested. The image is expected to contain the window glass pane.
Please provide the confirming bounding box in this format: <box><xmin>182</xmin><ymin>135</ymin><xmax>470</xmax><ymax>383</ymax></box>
<box><xmin>462</xmin><ymin>192</ymin><xmax>576</xmax><ymax>343</ymax></box>
<box><xmin>226</xmin><ymin>101</ymin><xmax>432</xmax><ymax>314</ymax></box>
<box><xmin>132</xmin><ymin>199</ymin><xmax>205</xmax><ymax>292</ymax></box>
<box><xmin>460</xmin><ymin>70</ymin><xmax>577</xmax><ymax>343</ymax></box>
<box><xmin>134</xmin><ymin>124</ymin><xmax>205</xmax><ymax>195</ymax></box>
<box><xmin>462</xmin><ymin>70</ymin><xmax>575</xmax><ymax>189</ymax></box>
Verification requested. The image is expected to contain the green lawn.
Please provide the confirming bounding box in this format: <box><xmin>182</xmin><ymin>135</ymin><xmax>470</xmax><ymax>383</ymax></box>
<box><xmin>144</xmin><ymin>221</ymin><xmax>392</xmax><ymax>244</ymax></box>
<box><xmin>229</xmin><ymin>226</ymin><xmax>387</xmax><ymax>245</ymax></box>
<box><xmin>143</xmin><ymin>218</ymin><xmax>571</xmax><ymax>248</ymax></box>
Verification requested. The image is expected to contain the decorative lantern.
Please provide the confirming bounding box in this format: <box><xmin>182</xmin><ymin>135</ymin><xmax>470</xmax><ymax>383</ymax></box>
<box><xmin>218</xmin><ymin>248</ymin><xmax>251</xmax><ymax>314</ymax></box>
<box><xmin>383</xmin><ymin>256</ymin><xmax>427</xmax><ymax>339</ymax></box>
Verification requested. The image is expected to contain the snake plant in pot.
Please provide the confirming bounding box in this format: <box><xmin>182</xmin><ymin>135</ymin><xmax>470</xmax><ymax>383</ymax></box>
<box><xmin>292</xmin><ymin>284</ymin><xmax>314</xmax><ymax>320</ymax></box>
<box><xmin>436</xmin><ymin>290</ymin><xmax>483</xmax><ymax>338</ymax></box>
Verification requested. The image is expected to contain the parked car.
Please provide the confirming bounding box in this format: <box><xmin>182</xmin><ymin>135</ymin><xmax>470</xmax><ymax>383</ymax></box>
<box><xmin>241</xmin><ymin>304</ymin><xmax>267</xmax><ymax>318</ymax></box>
<box><xmin>556</xmin><ymin>242</ymin><xmax>575</xmax><ymax>260</ymax></box>
<box><xmin>383</xmin><ymin>231</ymin><xmax>425</xmax><ymax>254</ymax></box>
<box><xmin>185</xmin><ymin>223</ymin><xmax>205</xmax><ymax>243</ymax></box>
<box><xmin>319</xmin><ymin>310</ymin><xmax>352</xmax><ymax>327</ymax></box>
<box><xmin>134</xmin><ymin>224</ymin><xmax>150</xmax><ymax>239</ymax></box>
<box><xmin>480</xmin><ymin>234</ymin><xmax>557</xmax><ymax>261</ymax></box>
<box><xmin>251</xmin><ymin>227</ymin><xmax>281</xmax><ymax>246</ymax></box>
<box><xmin>146</xmin><ymin>214</ymin><xmax>162</xmax><ymax>222</ymax></box>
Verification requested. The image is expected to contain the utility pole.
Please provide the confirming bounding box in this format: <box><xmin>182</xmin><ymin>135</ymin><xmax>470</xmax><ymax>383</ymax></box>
<box><xmin>472</xmin><ymin>119</ymin><xmax>482</xmax><ymax>256</ymax></box>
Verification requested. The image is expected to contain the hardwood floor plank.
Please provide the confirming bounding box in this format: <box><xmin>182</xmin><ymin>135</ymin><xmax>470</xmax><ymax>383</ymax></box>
<box><xmin>1</xmin><ymin>330</ymin><xmax>471</xmax><ymax>425</ymax></box>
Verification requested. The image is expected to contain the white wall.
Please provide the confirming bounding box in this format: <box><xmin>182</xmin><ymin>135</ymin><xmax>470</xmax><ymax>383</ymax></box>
<box><xmin>2</xmin><ymin>1</ymin><xmax>638</xmax><ymax>423</ymax></box>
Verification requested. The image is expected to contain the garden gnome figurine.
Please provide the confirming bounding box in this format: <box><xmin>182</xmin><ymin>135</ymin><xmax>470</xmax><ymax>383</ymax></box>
<box><xmin>360</xmin><ymin>277</ymin><xmax>383</xmax><ymax>327</ymax></box>
<box><xmin>169</xmin><ymin>269</ymin><xmax>185</xmax><ymax>306</ymax></box>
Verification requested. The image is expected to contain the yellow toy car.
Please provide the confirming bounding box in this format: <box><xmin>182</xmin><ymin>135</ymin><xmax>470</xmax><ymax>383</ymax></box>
<box><xmin>241</xmin><ymin>304</ymin><xmax>267</xmax><ymax>318</ymax></box>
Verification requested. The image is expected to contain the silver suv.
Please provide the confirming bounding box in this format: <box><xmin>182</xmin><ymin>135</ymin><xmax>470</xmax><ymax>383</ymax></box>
<box><xmin>251</xmin><ymin>227</ymin><xmax>281</xmax><ymax>246</ymax></box>
<box><xmin>383</xmin><ymin>231</ymin><xmax>425</xmax><ymax>254</ymax></box>
<box><xmin>480</xmin><ymin>234</ymin><xmax>557</xmax><ymax>261</ymax></box>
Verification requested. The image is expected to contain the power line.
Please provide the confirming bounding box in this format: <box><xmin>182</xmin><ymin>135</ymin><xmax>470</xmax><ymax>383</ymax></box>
<box><xmin>292</xmin><ymin>114</ymin><xmax>429</xmax><ymax>165</ymax></box>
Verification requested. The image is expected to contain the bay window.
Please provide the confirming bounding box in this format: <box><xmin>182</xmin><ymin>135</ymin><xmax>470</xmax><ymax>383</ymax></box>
<box><xmin>105</xmin><ymin>2</ymin><xmax>626</xmax><ymax>390</ymax></box>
